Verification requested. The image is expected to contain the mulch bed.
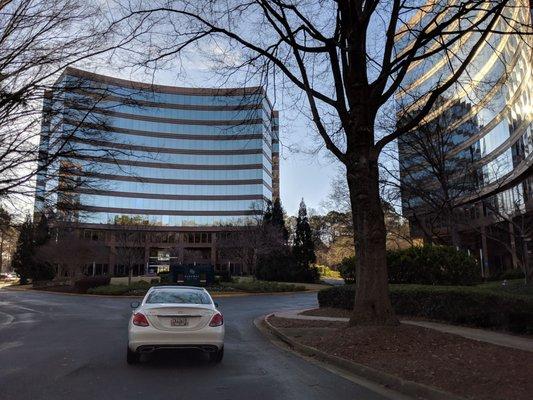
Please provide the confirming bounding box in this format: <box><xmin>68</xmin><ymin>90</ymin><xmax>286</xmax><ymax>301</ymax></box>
<box><xmin>268</xmin><ymin>316</ymin><xmax>533</xmax><ymax>400</ymax></box>
<box><xmin>300</xmin><ymin>307</ymin><xmax>351</xmax><ymax>318</ymax></box>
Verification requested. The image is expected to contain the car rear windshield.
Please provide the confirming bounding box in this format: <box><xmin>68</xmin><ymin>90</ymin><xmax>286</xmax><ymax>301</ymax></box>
<box><xmin>145</xmin><ymin>289</ymin><xmax>211</xmax><ymax>305</ymax></box>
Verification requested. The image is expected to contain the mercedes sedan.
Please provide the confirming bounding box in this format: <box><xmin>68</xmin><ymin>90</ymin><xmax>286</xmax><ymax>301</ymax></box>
<box><xmin>127</xmin><ymin>286</ymin><xmax>224</xmax><ymax>364</ymax></box>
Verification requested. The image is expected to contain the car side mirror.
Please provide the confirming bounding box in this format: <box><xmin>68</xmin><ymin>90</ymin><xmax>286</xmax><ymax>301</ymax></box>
<box><xmin>130</xmin><ymin>301</ymin><xmax>140</xmax><ymax>309</ymax></box>
<box><xmin>215</xmin><ymin>302</ymin><xmax>219</xmax><ymax>308</ymax></box>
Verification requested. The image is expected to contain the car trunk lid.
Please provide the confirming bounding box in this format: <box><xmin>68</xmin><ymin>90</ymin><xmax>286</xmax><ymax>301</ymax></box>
<box><xmin>143</xmin><ymin>304</ymin><xmax>214</xmax><ymax>331</ymax></box>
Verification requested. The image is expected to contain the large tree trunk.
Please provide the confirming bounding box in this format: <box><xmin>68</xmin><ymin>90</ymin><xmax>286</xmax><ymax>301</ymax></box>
<box><xmin>346</xmin><ymin>147</ymin><xmax>398</xmax><ymax>326</ymax></box>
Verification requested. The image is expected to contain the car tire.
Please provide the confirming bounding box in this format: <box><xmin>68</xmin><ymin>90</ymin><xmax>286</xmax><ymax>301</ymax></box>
<box><xmin>127</xmin><ymin>346</ymin><xmax>140</xmax><ymax>364</ymax></box>
<box><xmin>210</xmin><ymin>347</ymin><xmax>224</xmax><ymax>363</ymax></box>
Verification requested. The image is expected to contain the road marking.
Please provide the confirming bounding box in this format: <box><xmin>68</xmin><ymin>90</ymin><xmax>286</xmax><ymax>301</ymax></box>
<box><xmin>0</xmin><ymin>341</ymin><xmax>22</xmax><ymax>352</ymax></box>
<box><xmin>0</xmin><ymin>310</ymin><xmax>15</xmax><ymax>330</ymax></box>
<box><xmin>0</xmin><ymin>301</ymin><xmax>44</xmax><ymax>314</ymax></box>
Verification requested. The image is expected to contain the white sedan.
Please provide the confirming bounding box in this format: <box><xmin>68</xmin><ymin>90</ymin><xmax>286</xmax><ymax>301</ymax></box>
<box><xmin>127</xmin><ymin>286</ymin><xmax>224</xmax><ymax>364</ymax></box>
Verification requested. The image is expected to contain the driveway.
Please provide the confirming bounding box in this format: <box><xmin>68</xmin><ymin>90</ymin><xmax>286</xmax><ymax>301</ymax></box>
<box><xmin>0</xmin><ymin>289</ymin><xmax>390</xmax><ymax>400</ymax></box>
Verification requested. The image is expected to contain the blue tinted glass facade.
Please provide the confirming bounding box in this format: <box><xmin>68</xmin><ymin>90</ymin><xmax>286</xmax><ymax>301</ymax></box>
<box><xmin>398</xmin><ymin>1</ymin><xmax>532</xmax><ymax>217</ymax></box>
<box><xmin>35</xmin><ymin>68</ymin><xmax>279</xmax><ymax>227</ymax></box>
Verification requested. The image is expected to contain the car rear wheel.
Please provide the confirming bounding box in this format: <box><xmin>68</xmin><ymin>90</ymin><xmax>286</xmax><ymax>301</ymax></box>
<box><xmin>209</xmin><ymin>347</ymin><xmax>224</xmax><ymax>363</ymax></box>
<box><xmin>127</xmin><ymin>346</ymin><xmax>140</xmax><ymax>364</ymax></box>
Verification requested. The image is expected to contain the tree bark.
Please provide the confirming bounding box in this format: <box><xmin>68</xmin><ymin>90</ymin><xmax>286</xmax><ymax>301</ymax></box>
<box><xmin>345</xmin><ymin>145</ymin><xmax>399</xmax><ymax>326</ymax></box>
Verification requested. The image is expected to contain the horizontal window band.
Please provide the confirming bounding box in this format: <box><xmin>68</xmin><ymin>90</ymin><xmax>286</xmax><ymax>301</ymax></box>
<box><xmin>73</xmin><ymin>156</ymin><xmax>273</xmax><ymax>179</ymax></box>
<box><xmin>63</xmin><ymin>118</ymin><xmax>267</xmax><ymax>141</ymax></box>
<box><xmin>64</xmin><ymin>67</ymin><xmax>266</xmax><ymax>97</ymax></box>
<box><xmin>72</xmin><ymin>155</ymin><xmax>265</xmax><ymax>171</ymax></box>
<box><xmin>69</xmin><ymin>205</ymin><xmax>263</xmax><ymax>216</ymax></box>
<box><xmin>69</xmin><ymin>137</ymin><xmax>265</xmax><ymax>156</ymax></box>
<box><xmin>68</xmin><ymin>88</ymin><xmax>264</xmax><ymax>111</ymax></box>
<box><xmin>74</xmin><ymin>188</ymin><xmax>270</xmax><ymax>202</ymax></box>
<box><xmin>65</xmin><ymin>102</ymin><xmax>265</xmax><ymax>126</ymax></box>
<box><xmin>78</xmin><ymin>171</ymin><xmax>271</xmax><ymax>187</ymax></box>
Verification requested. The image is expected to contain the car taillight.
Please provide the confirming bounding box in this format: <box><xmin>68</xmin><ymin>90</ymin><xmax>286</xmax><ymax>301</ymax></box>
<box><xmin>209</xmin><ymin>312</ymin><xmax>223</xmax><ymax>327</ymax></box>
<box><xmin>132</xmin><ymin>312</ymin><xmax>149</xmax><ymax>327</ymax></box>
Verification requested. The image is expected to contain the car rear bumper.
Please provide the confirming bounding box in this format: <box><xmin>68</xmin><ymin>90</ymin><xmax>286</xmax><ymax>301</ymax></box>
<box><xmin>128</xmin><ymin>324</ymin><xmax>224</xmax><ymax>352</ymax></box>
<box><xmin>135</xmin><ymin>344</ymin><xmax>221</xmax><ymax>354</ymax></box>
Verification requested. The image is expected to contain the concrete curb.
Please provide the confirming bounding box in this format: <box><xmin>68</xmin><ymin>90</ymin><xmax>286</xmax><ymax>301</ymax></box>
<box><xmin>1</xmin><ymin>285</ymin><xmax>318</xmax><ymax>299</ymax></box>
<box><xmin>262</xmin><ymin>314</ymin><xmax>466</xmax><ymax>400</ymax></box>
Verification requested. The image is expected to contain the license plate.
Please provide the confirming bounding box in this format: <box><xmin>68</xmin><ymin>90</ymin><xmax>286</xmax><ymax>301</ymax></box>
<box><xmin>170</xmin><ymin>317</ymin><xmax>188</xmax><ymax>327</ymax></box>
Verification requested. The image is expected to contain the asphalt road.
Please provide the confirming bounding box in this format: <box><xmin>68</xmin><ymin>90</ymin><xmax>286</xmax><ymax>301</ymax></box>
<box><xmin>0</xmin><ymin>289</ymin><xmax>391</xmax><ymax>400</ymax></box>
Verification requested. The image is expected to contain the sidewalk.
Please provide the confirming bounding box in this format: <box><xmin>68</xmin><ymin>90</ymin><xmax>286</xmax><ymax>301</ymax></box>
<box><xmin>275</xmin><ymin>309</ymin><xmax>533</xmax><ymax>353</ymax></box>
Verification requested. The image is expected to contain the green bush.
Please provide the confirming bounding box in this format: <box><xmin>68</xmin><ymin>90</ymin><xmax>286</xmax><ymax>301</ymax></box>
<box><xmin>317</xmin><ymin>284</ymin><xmax>533</xmax><ymax>334</ymax></box>
<box><xmin>316</xmin><ymin>265</ymin><xmax>341</xmax><ymax>279</ymax></box>
<box><xmin>490</xmin><ymin>269</ymin><xmax>525</xmax><ymax>281</ymax></box>
<box><xmin>87</xmin><ymin>280</ymin><xmax>153</xmax><ymax>295</ymax></box>
<box><xmin>87</xmin><ymin>284</ymin><xmax>130</xmax><ymax>295</ymax></box>
<box><xmin>387</xmin><ymin>245</ymin><xmax>481</xmax><ymax>285</ymax></box>
<box><xmin>218</xmin><ymin>280</ymin><xmax>306</xmax><ymax>293</ymax></box>
<box><xmin>159</xmin><ymin>273</ymin><xmax>172</xmax><ymax>283</ymax></box>
<box><xmin>338</xmin><ymin>256</ymin><xmax>356</xmax><ymax>284</ymax></box>
<box><xmin>74</xmin><ymin>276</ymin><xmax>111</xmax><ymax>293</ymax></box>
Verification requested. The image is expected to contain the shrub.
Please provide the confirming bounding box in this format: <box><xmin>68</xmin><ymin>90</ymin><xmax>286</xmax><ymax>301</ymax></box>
<box><xmin>32</xmin><ymin>262</ymin><xmax>56</xmax><ymax>282</ymax></box>
<box><xmin>338</xmin><ymin>256</ymin><xmax>356</xmax><ymax>284</ymax></box>
<box><xmin>317</xmin><ymin>285</ymin><xmax>533</xmax><ymax>334</ymax></box>
<box><xmin>74</xmin><ymin>276</ymin><xmax>111</xmax><ymax>293</ymax></box>
<box><xmin>255</xmin><ymin>251</ymin><xmax>318</xmax><ymax>283</ymax></box>
<box><xmin>387</xmin><ymin>245</ymin><xmax>481</xmax><ymax>285</ymax></box>
<box><xmin>87</xmin><ymin>284</ymin><xmax>130</xmax><ymax>295</ymax></box>
<box><xmin>316</xmin><ymin>265</ymin><xmax>341</xmax><ymax>279</ymax></box>
<box><xmin>491</xmin><ymin>269</ymin><xmax>525</xmax><ymax>281</ymax></box>
<box><xmin>159</xmin><ymin>273</ymin><xmax>172</xmax><ymax>284</ymax></box>
<box><xmin>218</xmin><ymin>280</ymin><xmax>306</xmax><ymax>293</ymax></box>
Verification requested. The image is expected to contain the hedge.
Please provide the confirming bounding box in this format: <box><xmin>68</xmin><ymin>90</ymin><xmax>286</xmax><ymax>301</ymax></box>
<box><xmin>86</xmin><ymin>280</ymin><xmax>153</xmax><ymax>295</ymax></box>
<box><xmin>317</xmin><ymin>285</ymin><xmax>533</xmax><ymax>334</ymax></box>
<box><xmin>74</xmin><ymin>276</ymin><xmax>110</xmax><ymax>293</ymax></box>
<box><xmin>387</xmin><ymin>245</ymin><xmax>480</xmax><ymax>285</ymax></box>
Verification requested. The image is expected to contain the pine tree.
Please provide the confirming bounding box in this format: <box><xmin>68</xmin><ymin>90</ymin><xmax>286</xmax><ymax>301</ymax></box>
<box><xmin>263</xmin><ymin>200</ymin><xmax>273</xmax><ymax>224</ymax></box>
<box><xmin>293</xmin><ymin>199</ymin><xmax>318</xmax><ymax>282</ymax></box>
<box><xmin>34</xmin><ymin>214</ymin><xmax>50</xmax><ymax>246</ymax></box>
<box><xmin>263</xmin><ymin>198</ymin><xmax>289</xmax><ymax>242</ymax></box>
<box><xmin>12</xmin><ymin>216</ymin><xmax>35</xmax><ymax>285</ymax></box>
<box><xmin>272</xmin><ymin>198</ymin><xmax>289</xmax><ymax>242</ymax></box>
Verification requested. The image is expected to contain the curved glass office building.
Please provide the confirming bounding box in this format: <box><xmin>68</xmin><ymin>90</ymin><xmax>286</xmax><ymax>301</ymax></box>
<box><xmin>397</xmin><ymin>1</ymin><xmax>532</xmax><ymax>274</ymax></box>
<box><xmin>35</xmin><ymin>67</ymin><xmax>279</xmax><ymax>275</ymax></box>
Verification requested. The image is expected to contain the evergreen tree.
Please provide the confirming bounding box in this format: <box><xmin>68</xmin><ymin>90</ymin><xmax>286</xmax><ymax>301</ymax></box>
<box><xmin>293</xmin><ymin>199</ymin><xmax>318</xmax><ymax>282</ymax></box>
<box><xmin>12</xmin><ymin>216</ymin><xmax>35</xmax><ymax>285</ymax></box>
<box><xmin>32</xmin><ymin>214</ymin><xmax>55</xmax><ymax>281</ymax></box>
<box><xmin>271</xmin><ymin>198</ymin><xmax>289</xmax><ymax>242</ymax></box>
<box><xmin>262</xmin><ymin>200</ymin><xmax>273</xmax><ymax>224</ymax></box>
<box><xmin>34</xmin><ymin>214</ymin><xmax>50</xmax><ymax>246</ymax></box>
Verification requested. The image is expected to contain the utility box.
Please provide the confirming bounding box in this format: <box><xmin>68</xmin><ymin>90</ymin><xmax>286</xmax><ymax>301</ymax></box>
<box><xmin>170</xmin><ymin>264</ymin><xmax>215</xmax><ymax>286</ymax></box>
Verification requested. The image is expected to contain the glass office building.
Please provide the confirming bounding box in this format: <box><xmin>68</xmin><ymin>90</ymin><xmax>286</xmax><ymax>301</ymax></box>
<box><xmin>34</xmin><ymin>67</ymin><xmax>279</xmax><ymax>275</ymax></box>
<box><xmin>397</xmin><ymin>1</ymin><xmax>532</xmax><ymax>273</ymax></box>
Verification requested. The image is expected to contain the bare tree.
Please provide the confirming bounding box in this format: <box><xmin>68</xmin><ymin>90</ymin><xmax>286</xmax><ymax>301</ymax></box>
<box><xmin>393</xmin><ymin>99</ymin><xmax>481</xmax><ymax>246</ymax></box>
<box><xmin>35</xmin><ymin>222</ymin><xmax>101</xmax><ymax>278</ymax></box>
<box><xmin>105</xmin><ymin>0</ymin><xmax>531</xmax><ymax>324</ymax></box>
<box><xmin>112</xmin><ymin>215</ymin><xmax>151</xmax><ymax>284</ymax></box>
<box><xmin>217</xmin><ymin>222</ymin><xmax>286</xmax><ymax>276</ymax></box>
<box><xmin>0</xmin><ymin>207</ymin><xmax>18</xmax><ymax>272</ymax></box>
<box><xmin>0</xmin><ymin>0</ymin><xmax>147</xmax><ymax>210</ymax></box>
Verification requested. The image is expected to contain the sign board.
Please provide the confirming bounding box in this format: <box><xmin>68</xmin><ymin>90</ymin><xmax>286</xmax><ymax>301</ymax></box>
<box><xmin>170</xmin><ymin>264</ymin><xmax>215</xmax><ymax>286</ymax></box>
